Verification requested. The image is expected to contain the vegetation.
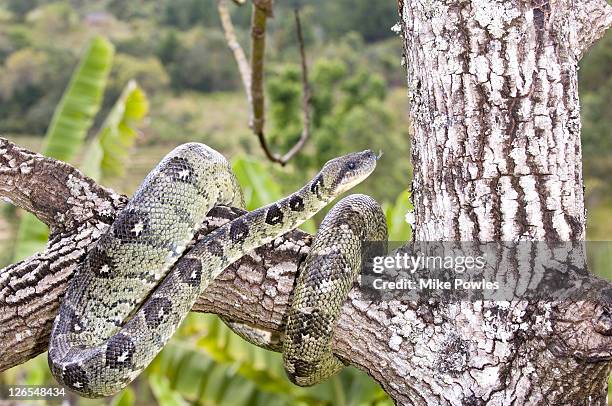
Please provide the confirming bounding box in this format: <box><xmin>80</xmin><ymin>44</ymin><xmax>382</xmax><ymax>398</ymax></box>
<box><xmin>0</xmin><ymin>0</ymin><xmax>609</xmax><ymax>404</ymax></box>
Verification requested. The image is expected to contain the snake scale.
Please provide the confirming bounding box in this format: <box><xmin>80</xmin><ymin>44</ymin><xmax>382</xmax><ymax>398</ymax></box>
<box><xmin>48</xmin><ymin>143</ymin><xmax>387</xmax><ymax>397</ymax></box>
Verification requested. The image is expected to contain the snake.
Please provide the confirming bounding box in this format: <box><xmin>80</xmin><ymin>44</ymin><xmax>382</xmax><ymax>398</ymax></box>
<box><xmin>48</xmin><ymin>143</ymin><xmax>387</xmax><ymax>397</ymax></box>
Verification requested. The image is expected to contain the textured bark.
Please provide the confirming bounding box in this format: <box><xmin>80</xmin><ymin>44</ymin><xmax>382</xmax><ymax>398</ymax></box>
<box><xmin>397</xmin><ymin>0</ymin><xmax>612</xmax><ymax>404</ymax></box>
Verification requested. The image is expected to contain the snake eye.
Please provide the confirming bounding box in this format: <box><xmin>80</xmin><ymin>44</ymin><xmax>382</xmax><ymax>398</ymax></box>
<box><xmin>348</xmin><ymin>162</ymin><xmax>356</xmax><ymax>170</ymax></box>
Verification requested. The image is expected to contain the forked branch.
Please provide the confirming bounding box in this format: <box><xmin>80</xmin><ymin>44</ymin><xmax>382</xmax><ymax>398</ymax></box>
<box><xmin>217</xmin><ymin>1</ymin><xmax>312</xmax><ymax>165</ymax></box>
<box><xmin>574</xmin><ymin>0</ymin><xmax>612</xmax><ymax>58</ymax></box>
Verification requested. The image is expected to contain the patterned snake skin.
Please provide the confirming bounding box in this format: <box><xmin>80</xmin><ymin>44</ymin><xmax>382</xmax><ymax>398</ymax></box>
<box><xmin>48</xmin><ymin>143</ymin><xmax>385</xmax><ymax>397</ymax></box>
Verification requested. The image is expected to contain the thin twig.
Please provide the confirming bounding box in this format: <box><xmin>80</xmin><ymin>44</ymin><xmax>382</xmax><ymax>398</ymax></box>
<box><xmin>278</xmin><ymin>8</ymin><xmax>312</xmax><ymax>163</ymax></box>
<box><xmin>217</xmin><ymin>0</ymin><xmax>251</xmax><ymax>104</ymax></box>
<box><xmin>217</xmin><ymin>1</ymin><xmax>312</xmax><ymax>165</ymax></box>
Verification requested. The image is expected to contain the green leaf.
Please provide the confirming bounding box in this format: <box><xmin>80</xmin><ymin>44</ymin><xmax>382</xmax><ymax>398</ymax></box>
<box><xmin>110</xmin><ymin>387</ymin><xmax>136</xmax><ymax>406</ymax></box>
<box><xmin>232</xmin><ymin>156</ymin><xmax>283</xmax><ymax>210</ymax></box>
<box><xmin>146</xmin><ymin>312</ymin><xmax>392</xmax><ymax>405</ymax></box>
<box><xmin>384</xmin><ymin>190</ymin><xmax>413</xmax><ymax>242</ymax></box>
<box><xmin>81</xmin><ymin>80</ymin><xmax>149</xmax><ymax>181</ymax></box>
<box><xmin>12</xmin><ymin>213</ymin><xmax>49</xmax><ymax>261</ymax></box>
<box><xmin>42</xmin><ymin>36</ymin><xmax>115</xmax><ymax>161</ymax></box>
<box><xmin>12</xmin><ymin>36</ymin><xmax>114</xmax><ymax>261</ymax></box>
<box><xmin>148</xmin><ymin>374</ymin><xmax>189</xmax><ymax>406</ymax></box>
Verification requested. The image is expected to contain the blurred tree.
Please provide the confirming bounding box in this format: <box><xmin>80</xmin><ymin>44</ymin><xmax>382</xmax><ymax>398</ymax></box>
<box><xmin>579</xmin><ymin>33</ymin><xmax>611</xmax><ymax>163</ymax></box>
<box><xmin>0</xmin><ymin>45</ymin><xmax>74</xmax><ymax>133</ymax></box>
<box><xmin>156</xmin><ymin>29</ymin><xmax>180</xmax><ymax>65</ymax></box>
<box><xmin>0</xmin><ymin>47</ymin><xmax>47</xmax><ymax>103</ymax></box>
<box><xmin>106</xmin><ymin>0</ymin><xmax>152</xmax><ymax>20</ymax></box>
<box><xmin>25</xmin><ymin>2</ymin><xmax>78</xmax><ymax>36</ymax></box>
<box><xmin>0</xmin><ymin>25</ymin><xmax>32</xmax><ymax>57</ymax></box>
<box><xmin>168</xmin><ymin>28</ymin><xmax>239</xmax><ymax>92</ymax></box>
<box><xmin>0</xmin><ymin>48</ymin><xmax>49</xmax><ymax>132</ymax></box>
<box><xmin>267</xmin><ymin>58</ymin><xmax>411</xmax><ymax>203</ymax></box>
<box><xmin>3</xmin><ymin>0</ymin><xmax>41</xmax><ymax>19</ymax></box>
<box><xmin>317</xmin><ymin>0</ymin><xmax>397</xmax><ymax>42</ymax></box>
<box><xmin>162</xmin><ymin>0</ymin><xmax>218</xmax><ymax>29</ymax></box>
<box><xmin>0</xmin><ymin>32</ymin><xmax>15</xmax><ymax>64</ymax></box>
<box><xmin>109</xmin><ymin>53</ymin><xmax>170</xmax><ymax>98</ymax></box>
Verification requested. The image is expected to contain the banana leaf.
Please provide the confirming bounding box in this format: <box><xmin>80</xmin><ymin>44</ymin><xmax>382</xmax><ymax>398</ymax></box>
<box><xmin>81</xmin><ymin>79</ymin><xmax>149</xmax><ymax>181</ymax></box>
<box><xmin>13</xmin><ymin>36</ymin><xmax>114</xmax><ymax>261</ymax></box>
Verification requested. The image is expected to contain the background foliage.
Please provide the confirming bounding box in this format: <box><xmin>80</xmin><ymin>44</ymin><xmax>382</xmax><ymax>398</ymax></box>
<box><xmin>0</xmin><ymin>0</ymin><xmax>609</xmax><ymax>404</ymax></box>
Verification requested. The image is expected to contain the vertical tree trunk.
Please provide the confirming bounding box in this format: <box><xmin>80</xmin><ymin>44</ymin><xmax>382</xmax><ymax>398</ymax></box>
<box><xmin>403</xmin><ymin>0</ymin><xmax>595</xmax><ymax>242</ymax></box>
<box><xmin>395</xmin><ymin>0</ymin><xmax>612</xmax><ymax>404</ymax></box>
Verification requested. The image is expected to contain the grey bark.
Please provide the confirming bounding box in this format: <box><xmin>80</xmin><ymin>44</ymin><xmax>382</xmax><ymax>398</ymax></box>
<box><xmin>1</xmin><ymin>0</ymin><xmax>612</xmax><ymax>404</ymax></box>
<box><xmin>397</xmin><ymin>0</ymin><xmax>612</xmax><ymax>404</ymax></box>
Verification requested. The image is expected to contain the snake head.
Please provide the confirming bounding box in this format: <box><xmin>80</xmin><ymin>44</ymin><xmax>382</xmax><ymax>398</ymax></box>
<box><xmin>316</xmin><ymin>150</ymin><xmax>379</xmax><ymax>198</ymax></box>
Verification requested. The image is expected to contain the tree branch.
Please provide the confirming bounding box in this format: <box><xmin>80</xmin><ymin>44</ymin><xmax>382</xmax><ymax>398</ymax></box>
<box><xmin>0</xmin><ymin>138</ymin><xmax>126</xmax><ymax>232</ymax></box>
<box><xmin>217</xmin><ymin>0</ymin><xmax>252</xmax><ymax>105</ymax></box>
<box><xmin>218</xmin><ymin>1</ymin><xmax>311</xmax><ymax>166</ymax></box>
<box><xmin>249</xmin><ymin>0</ymin><xmax>269</xmax><ymax>141</ymax></box>
<box><xmin>275</xmin><ymin>8</ymin><xmax>312</xmax><ymax>164</ymax></box>
<box><xmin>1</xmin><ymin>139</ymin><xmax>611</xmax><ymax>404</ymax></box>
<box><xmin>574</xmin><ymin>0</ymin><xmax>612</xmax><ymax>59</ymax></box>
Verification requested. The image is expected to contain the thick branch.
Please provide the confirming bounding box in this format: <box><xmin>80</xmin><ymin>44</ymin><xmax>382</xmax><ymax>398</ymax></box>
<box><xmin>0</xmin><ymin>138</ymin><xmax>126</xmax><ymax>232</ymax></box>
<box><xmin>574</xmin><ymin>0</ymin><xmax>612</xmax><ymax>59</ymax></box>
<box><xmin>396</xmin><ymin>0</ymin><xmax>612</xmax><ymax>402</ymax></box>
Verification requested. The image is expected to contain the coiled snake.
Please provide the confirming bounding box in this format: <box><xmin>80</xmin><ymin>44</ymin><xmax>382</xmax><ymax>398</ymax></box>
<box><xmin>48</xmin><ymin>143</ymin><xmax>387</xmax><ymax>397</ymax></box>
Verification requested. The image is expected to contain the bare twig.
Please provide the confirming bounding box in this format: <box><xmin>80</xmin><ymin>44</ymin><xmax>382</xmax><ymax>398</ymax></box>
<box><xmin>276</xmin><ymin>8</ymin><xmax>312</xmax><ymax>164</ymax></box>
<box><xmin>0</xmin><ymin>139</ymin><xmax>125</xmax><ymax>232</ymax></box>
<box><xmin>217</xmin><ymin>0</ymin><xmax>252</xmax><ymax>104</ymax></box>
<box><xmin>217</xmin><ymin>1</ymin><xmax>312</xmax><ymax>165</ymax></box>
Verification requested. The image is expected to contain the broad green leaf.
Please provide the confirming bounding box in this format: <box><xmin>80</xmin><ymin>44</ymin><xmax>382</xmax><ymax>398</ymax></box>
<box><xmin>42</xmin><ymin>36</ymin><xmax>114</xmax><ymax>161</ymax></box>
<box><xmin>146</xmin><ymin>311</ymin><xmax>392</xmax><ymax>405</ymax></box>
<box><xmin>81</xmin><ymin>80</ymin><xmax>149</xmax><ymax>181</ymax></box>
<box><xmin>384</xmin><ymin>190</ymin><xmax>413</xmax><ymax>242</ymax></box>
<box><xmin>232</xmin><ymin>156</ymin><xmax>283</xmax><ymax>210</ymax></box>
<box><xmin>148</xmin><ymin>374</ymin><xmax>189</xmax><ymax>406</ymax></box>
<box><xmin>12</xmin><ymin>36</ymin><xmax>114</xmax><ymax>261</ymax></box>
<box><xmin>110</xmin><ymin>387</ymin><xmax>135</xmax><ymax>406</ymax></box>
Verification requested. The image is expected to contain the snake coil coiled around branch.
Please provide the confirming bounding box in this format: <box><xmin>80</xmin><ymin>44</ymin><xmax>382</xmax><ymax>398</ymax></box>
<box><xmin>48</xmin><ymin>143</ymin><xmax>387</xmax><ymax>397</ymax></box>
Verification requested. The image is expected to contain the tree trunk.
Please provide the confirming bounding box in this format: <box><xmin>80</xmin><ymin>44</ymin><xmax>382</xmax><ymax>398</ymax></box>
<box><xmin>395</xmin><ymin>0</ymin><xmax>612</xmax><ymax>404</ymax></box>
<box><xmin>1</xmin><ymin>1</ymin><xmax>612</xmax><ymax>404</ymax></box>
